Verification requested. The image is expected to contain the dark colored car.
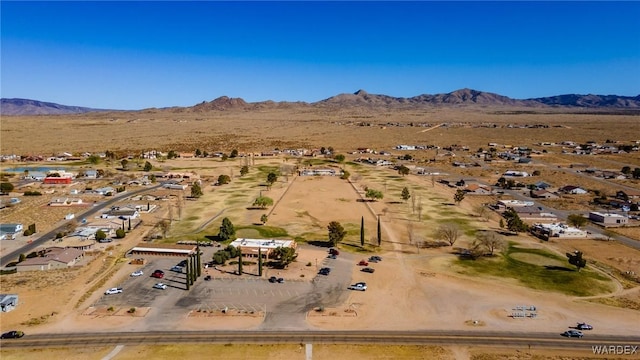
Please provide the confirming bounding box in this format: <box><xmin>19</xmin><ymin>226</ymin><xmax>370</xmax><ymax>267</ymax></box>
<box><xmin>370</xmin><ymin>255</ymin><xmax>382</xmax><ymax>262</ymax></box>
<box><xmin>358</xmin><ymin>260</ymin><xmax>369</xmax><ymax>266</ymax></box>
<box><xmin>562</xmin><ymin>330</ymin><xmax>584</xmax><ymax>338</ymax></box>
<box><xmin>178</xmin><ymin>260</ymin><xmax>188</xmax><ymax>267</ymax></box>
<box><xmin>1</xmin><ymin>331</ymin><xmax>24</xmax><ymax>339</ymax></box>
<box><xmin>204</xmin><ymin>275</ymin><xmax>212</xmax><ymax>281</ymax></box>
<box><xmin>361</xmin><ymin>267</ymin><xmax>375</xmax><ymax>273</ymax></box>
<box><xmin>318</xmin><ymin>267</ymin><xmax>331</xmax><ymax>275</ymax></box>
<box><xmin>151</xmin><ymin>270</ymin><xmax>165</xmax><ymax>278</ymax></box>
<box><xmin>329</xmin><ymin>248</ymin><xmax>340</xmax><ymax>255</ymax></box>
<box><xmin>269</xmin><ymin>276</ymin><xmax>278</xmax><ymax>283</ymax></box>
<box><xmin>576</xmin><ymin>323</ymin><xmax>593</xmax><ymax>330</ymax></box>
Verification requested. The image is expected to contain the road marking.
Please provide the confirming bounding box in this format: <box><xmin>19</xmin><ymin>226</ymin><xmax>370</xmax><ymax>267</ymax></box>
<box><xmin>306</xmin><ymin>343</ymin><xmax>312</xmax><ymax>360</ymax></box>
<box><xmin>101</xmin><ymin>345</ymin><xmax>125</xmax><ymax>360</ymax></box>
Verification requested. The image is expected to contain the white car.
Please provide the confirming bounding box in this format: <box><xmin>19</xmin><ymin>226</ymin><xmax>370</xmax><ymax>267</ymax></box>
<box><xmin>153</xmin><ymin>283</ymin><xmax>167</xmax><ymax>290</ymax></box>
<box><xmin>130</xmin><ymin>270</ymin><xmax>144</xmax><ymax>277</ymax></box>
<box><xmin>104</xmin><ymin>287</ymin><xmax>123</xmax><ymax>295</ymax></box>
<box><xmin>348</xmin><ymin>282</ymin><xmax>367</xmax><ymax>291</ymax></box>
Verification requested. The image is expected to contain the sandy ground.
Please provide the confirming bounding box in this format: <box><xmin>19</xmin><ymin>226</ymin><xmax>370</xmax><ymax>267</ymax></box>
<box><xmin>2</xmin><ymin>158</ymin><xmax>640</xmax><ymax>360</ymax></box>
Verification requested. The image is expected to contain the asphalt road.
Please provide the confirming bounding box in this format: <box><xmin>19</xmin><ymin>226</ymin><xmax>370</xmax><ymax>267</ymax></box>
<box><xmin>1</xmin><ymin>330</ymin><xmax>638</xmax><ymax>352</ymax></box>
<box><xmin>0</xmin><ymin>184</ymin><xmax>162</xmax><ymax>267</ymax></box>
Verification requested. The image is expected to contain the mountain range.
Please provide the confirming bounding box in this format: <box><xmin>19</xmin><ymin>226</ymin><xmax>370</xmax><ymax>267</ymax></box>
<box><xmin>2</xmin><ymin>89</ymin><xmax>639</xmax><ymax>115</ymax></box>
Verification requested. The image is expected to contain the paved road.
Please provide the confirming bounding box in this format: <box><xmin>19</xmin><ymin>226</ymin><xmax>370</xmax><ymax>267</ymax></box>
<box><xmin>2</xmin><ymin>330</ymin><xmax>638</xmax><ymax>351</ymax></box>
<box><xmin>0</xmin><ymin>184</ymin><xmax>162</xmax><ymax>267</ymax></box>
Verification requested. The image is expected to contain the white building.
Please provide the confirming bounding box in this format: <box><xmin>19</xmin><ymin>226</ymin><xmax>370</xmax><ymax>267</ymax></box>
<box><xmin>589</xmin><ymin>212</ymin><xmax>628</xmax><ymax>226</ymax></box>
<box><xmin>531</xmin><ymin>223</ymin><xmax>588</xmax><ymax>240</ymax></box>
<box><xmin>229</xmin><ymin>238</ymin><xmax>297</xmax><ymax>258</ymax></box>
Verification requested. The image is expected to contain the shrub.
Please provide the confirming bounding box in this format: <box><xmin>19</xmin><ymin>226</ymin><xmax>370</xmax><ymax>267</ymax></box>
<box><xmin>115</xmin><ymin>229</ymin><xmax>126</xmax><ymax>238</ymax></box>
<box><xmin>107</xmin><ymin>306</ymin><xmax>115</xmax><ymax>312</ymax></box>
<box><xmin>24</xmin><ymin>191</ymin><xmax>42</xmax><ymax>196</ymax></box>
<box><xmin>127</xmin><ymin>307</ymin><xmax>136</xmax><ymax>314</ymax></box>
<box><xmin>23</xmin><ymin>229</ymin><xmax>34</xmax><ymax>236</ymax></box>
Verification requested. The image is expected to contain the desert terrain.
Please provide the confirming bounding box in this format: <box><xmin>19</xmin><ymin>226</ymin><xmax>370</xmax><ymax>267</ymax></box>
<box><xmin>1</xmin><ymin>106</ymin><xmax>640</xmax><ymax>359</ymax></box>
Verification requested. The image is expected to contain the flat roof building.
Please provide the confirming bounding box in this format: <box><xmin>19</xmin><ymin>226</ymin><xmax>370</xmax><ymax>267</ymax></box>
<box><xmin>229</xmin><ymin>238</ymin><xmax>297</xmax><ymax>258</ymax></box>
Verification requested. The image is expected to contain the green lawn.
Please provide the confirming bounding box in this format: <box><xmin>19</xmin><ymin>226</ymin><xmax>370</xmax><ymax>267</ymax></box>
<box><xmin>456</xmin><ymin>244</ymin><xmax>614</xmax><ymax>297</ymax></box>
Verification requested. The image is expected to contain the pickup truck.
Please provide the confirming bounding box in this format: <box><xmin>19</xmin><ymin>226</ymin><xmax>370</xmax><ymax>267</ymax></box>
<box><xmin>348</xmin><ymin>282</ymin><xmax>367</xmax><ymax>291</ymax></box>
<box><xmin>104</xmin><ymin>287</ymin><xmax>123</xmax><ymax>295</ymax></box>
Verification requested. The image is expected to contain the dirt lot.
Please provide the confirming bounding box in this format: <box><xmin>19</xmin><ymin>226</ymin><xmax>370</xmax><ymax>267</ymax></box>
<box><xmin>1</xmin><ymin>108</ymin><xmax>640</xmax><ymax>359</ymax></box>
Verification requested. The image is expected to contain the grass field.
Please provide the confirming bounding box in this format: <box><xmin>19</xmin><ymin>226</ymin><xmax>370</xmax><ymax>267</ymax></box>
<box><xmin>455</xmin><ymin>244</ymin><xmax>614</xmax><ymax>297</ymax></box>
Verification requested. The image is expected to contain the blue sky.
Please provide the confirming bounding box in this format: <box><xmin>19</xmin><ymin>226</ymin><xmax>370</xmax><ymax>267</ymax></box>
<box><xmin>1</xmin><ymin>1</ymin><xmax>639</xmax><ymax>110</ymax></box>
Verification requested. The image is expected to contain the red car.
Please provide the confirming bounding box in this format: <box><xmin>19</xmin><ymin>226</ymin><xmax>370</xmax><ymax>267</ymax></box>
<box><xmin>358</xmin><ymin>260</ymin><xmax>369</xmax><ymax>266</ymax></box>
<box><xmin>151</xmin><ymin>270</ymin><xmax>164</xmax><ymax>279</ymax></box>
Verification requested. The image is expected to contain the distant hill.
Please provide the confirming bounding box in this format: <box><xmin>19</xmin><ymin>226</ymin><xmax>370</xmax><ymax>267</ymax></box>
<box><xmin>3</xmin><ymin>90</ymin><xmax>640</xmax><ymax>115</ymax></box>
<box><xmin>316</xmin><ymin>89</ymin><xmax>640</xmax><ymax>109</ymax></box>
<box><xmin>0</xmin><ymin>98</ymin><xmax>110</xmax><ymax>115</ymax></box>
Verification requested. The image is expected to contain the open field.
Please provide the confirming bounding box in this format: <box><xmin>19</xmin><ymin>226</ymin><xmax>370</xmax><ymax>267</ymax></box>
<box><xmin>2</xmin><ymin>108</ymin><xmax>640</xmax><ymax>359</ymax></box>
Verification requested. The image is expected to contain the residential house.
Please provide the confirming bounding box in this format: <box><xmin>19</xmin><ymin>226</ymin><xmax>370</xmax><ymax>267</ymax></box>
<box><xmin>43</xmin><ymin>176</ymin><xmax>72</xmax><ymax>185</ymax></box>
<box><xmin>503</xmin><ymin>170</ymin><xmax>530</xmax><ymax>177</ymax></box>
<box><xmin>589</xmin><ymin>212</ymin><xmax>628</xmax><ymax>226</ymax></box>
<box><xmin>559</xmin><ymin>185</ymin><xmax>588</xmax><ymax>195</ymax></box>
<box><xmin>533</xmin><ymin>181</ymin><xmax>552</xmax><ymax>190</ymax></box>
<box><xmin>94</xmin><ymin>187</ymin><xmax>115</xmax><ymax>195</ymax></box>
<box><xmin>16</xmin><ymin>247</ymin><xmax>84</xmax><ymax>272</ymax></box>
<box><xmin>530</xmin><ymin>223</ymin><xmax>588</xmax><ymax>240</ymax></box>
<box><xmin>530</xmin><ymin>190</ymin><xmax>559</xmax><ymax>199</ymax></box>
<box><xmin>104</xmin><ymin>208</ymin><xmax>139</xmax><ymax>219</ymax></box>
<box><xmin>616</xmin><ymin>190</ymin><xmax>640</xmax><ymax>201</ymax></box>
<box><xmin>464</xmin><ymin>184</ymin><xmax>493</xmax><ymax>195</ymax></box>
<box><xmin>49</xmin><ymin>198</ymin><xmax>83</xmax><ymax>206</ymax></box>
<box><xmin>512</xmin><ymin>206</ymin><xmax>557</xmax><ymax>221</ymax></box>
<box><xmin>0</xmin><ymin>223</ymin><xmax>23</xmax><ymax>240</ymax></box>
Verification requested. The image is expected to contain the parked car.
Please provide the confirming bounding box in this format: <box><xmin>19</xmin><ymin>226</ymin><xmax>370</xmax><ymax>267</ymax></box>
<box><xmin>153</xmin><ymin>283</ymin><xmax>167</xmax><ymax>290</ymax></box>
<box><xmin>348</xmin><ymin>282</ymin><xmax>367</xmax><ymax>291</ymax></box>
<box><xmin>204</xmin><ymin>275</ymin><xmax>212</xmax><ymax>281</ymax></box>
<box><xmin>329</xmin><ymin>248</ymin><xmax>340</xmax><ymax>255</ymax></box>
<box><xmin>130</xmin><ymin>270</ymin><xmax>144</xmax><ymax>277</ymax></box>
<box><xmin>269</xmin><ymin>276</ymin><xmax>278</xmax><ymax>283</ymax></box>
<box><xmin>1</xmin><ymin>330</ymin><xmax>24</xmax><ymax>339</ymax></box>
<box><xmin>104</xmin><ymin>287</ymin><xmax>123</xmax><ymax>295</ymax></box>
<box><xmin>276</xmin><ymin>277</ymin><xmax>285</xmax><ymax>283</ymax></box>
<box><xmin>178</xmin><ymin>260</ymin><xmax>188</xmax><ymax>267</ymax></box>
<box><xmin>171</xmin><ymin>265</ymin><xmax>184</xmax><ymax>273</ymax></box>
<box><xmin>562</xmin><ymin>330</ymin><xmax>584</xmax><ymax>338</ymax></box>
<box><xmin>327</xmin><ymin>254</ymin><xmax>337</xmax><ymax>259</ymax></box>
<box><xmin>361</xmin><ymin>267</ymin><xmax>375</xmax><ymax>273</ymax></box>
<box><xmin>576</xmin><ymin>322</ymin><xmax>593</xmax><ymax>330</ymax></box>
<box><xmin>369</xmin><ymin>255</ymin><xmax>382</xmax><ymax>262</ymax></box>
<box><xmin>151</xmin><ymin>270</ymin><xmax>164</xmax><ymax>278</ymax></box>
<box><xmin>318</xmin><ymin>267</ymin><xmax>331</xmax><ymax>275</ymax></box>
<box><xmin>357</xmin><ymin>260</ymin><xmax>369</xmax><ymax>266</ymax></box>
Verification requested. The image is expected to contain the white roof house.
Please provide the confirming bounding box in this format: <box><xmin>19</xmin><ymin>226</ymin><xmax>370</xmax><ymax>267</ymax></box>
<box><xmin>230</xmin><ymin>238</ymin><xmax>297</xmax><ymax>258</ymax></box>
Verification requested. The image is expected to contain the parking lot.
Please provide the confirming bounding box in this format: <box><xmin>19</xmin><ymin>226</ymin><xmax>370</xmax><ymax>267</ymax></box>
<box><xmin>92</xmin><ymin>246</ymin><xmax>357</xmax><ymax>329</ymax></box>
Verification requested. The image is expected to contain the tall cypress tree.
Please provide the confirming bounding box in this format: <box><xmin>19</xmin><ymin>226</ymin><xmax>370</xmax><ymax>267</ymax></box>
<box><xmin>196</xmin><ymin>244</ymin><xmax>201</xmax><ymax>277</ymax></box>
<box><xmin>238</xmin><ymin>249</ymin><xmax>243</xmax><ymax>275</ymax></box>
<box><xmin>258</xmin><ymin>248</ymin><xmax>263</xmax><ymax>277</ymax></box>
<box><xmin>360</xmin><ymin>216</ymin><xmax>365</xmax><ymax>247</ymax></box>
<box><xmin>377</xmin><ymin>215</ymin><xmax>381</xmax><ymax>246</ymax></box>
<box><xmin>185</xmin><ymin>257</ymin><xmax>191</xmax><ymax>290</ymax></box>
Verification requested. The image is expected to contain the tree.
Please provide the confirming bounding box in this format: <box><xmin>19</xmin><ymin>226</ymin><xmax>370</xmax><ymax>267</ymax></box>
<box><xmin>532</xmin><ymin>170</ymin><xmax>541</xmax><ymax>176</ymax></box>
<box><xmin>340</xmin><ymin>170</ymin><xmax>350</xmax><ymax>180</ymax></box>
<box><xmin>499</xmin><ymin>219</ymin><xmax>505</xmax><ymax>229</ymax></box>
<box><xmin>502</xmin><ymin>208</ymin><xmax>528</xmax><ymax>232</ymax></box>
<box><xmin>266</xmin><ymin>172</ymin><xmax>278</xmax><ymax>189</ymax></box>
<box><xmin>240</xmin><ymin>165</ymin><xmax>249</xmax><ymax>177</ymax></box>
<box><xmin>566</xmin><ymin>250</ymin><xmax>587</xmax><ymax>271</ymax></box>
<box><xmin>475</xmin><ymin>205</ymin><xmax>490</xmax><ymax>221</ymax></box>
<box><xmin>633</xmin><ymin>168</ymin><xmax>640</xmax><ymax>179</ymax></box>
<box><xmin>115</xmin><ymin>228</ymin><xmax>126</xmax><ymax>238</ymax></box>
<box><xmin>402</xmin><ymin>154</ymin><xmax>413</xmax><ymax>161</ymax></box>
<box><xmin>195</xmin><ymin>149</ymin><xmax>202</xmax><ymax>157</ymax></box>
<box><xmin>19</xmin><ymin>253</ymin><xmax>26</xmax><ymax>262</ymax></box>
<box><xmin>401</xmin><ymin>187</ymin><xmax>411</xmax><ymax>203</ymax></box>
<box><xmin>221</xmin><ymin>153</ymin><xmax>229</xmax><ymax>161</ymax></box>
<box><xmin>272</xmin><ymin>247</ymin><xmax>297</xmax><ymax>268</ymax></box>
<box><xmin>327</xmin><ymin>221</ymin><xmax>347</xmax><ymax>247</ymax></box>
<box><xmin>475</xmin><ymin>231</ymin><xmax>506</xmax><ymax>256</ymax></box>
<box><xmin>230</xmin><ymin>149</ymin><xmax>239</xmax><ymax>158</ymax></box>
<box><xmin>253</xmin><ymin>196</ymin><xmax>274</xmax><ymax>208</ymax></box>
<box><xmin>360</xmin><ymin>216</ymin><xmax>365</xmax><ymax>247</ymax></box>
<box><xmin>158</xmin><ymin>219</ymin><xmax>170</xmax><ymax>238</ymax></box>
<box><xmin>397</xmin><ymin>165</ymin><xmax>410</xmax><ymax>176</ymax></box>
<box><xmin>88</xmin><ymin>154</ymin><xmax>101</xmax><ymax>164</ymax></box>
<box><xmin>320</xmin><ymin>146</ymin><xmax>326</xmax><ymax>154</ymax></box>
<box><xmin>454</xmin><ymin>189</ymin><xmax>465</xmax><ymax>205</ymax></box>
<box><xmin>0</xmin><ymin>182</ymin><xmax>14</xmax><ymax>193</ymax></box>
<box><xmin>260</xmin><ymin>214</ymin><xmax>268</xmax><ymax>225</ymax></box>
<box><xmin>218</xmin><ymin>217</ymin><xmax>236</xmax><ymax>241</ymax></box>
<box><xmin>121</xmin><ymin>159</ymin><xmax>129</xmax><ymax>169</ymax></box>
<box><xmin>621</xmin><ymin>166</ymin><xmax>631</xmax><ymax>175</ymax></box>
<box><xmin>167</xmin><ymin>150</ymin><xmax>178</xmax><ymax>159</ymax></box>
<box><xmin>143</xmin><ymin>161</ymin><xmax>153</xmax><ymax>171</ymax></box>
<box><xmin>95</xmin><ymin>230</ymin><xmax>107</xmax><ymax>242</ymax></box>
<box><xmin>365</xmin><ymin>188</ymin><xmax>384</xmax><ymax>201</ymax></box>
<box><xmin>567</xmin><ymin>214</ymin><xmax>588</xmax><ymax>229</ymax></box>
<box><xmin>334</xmin><ymin>154</ymin><xmax>345</xmax><ymax>163</ymax></box>
<box><xmin>237</xmin><ymin>248</ymin><xmax>243</xmax><ymax>274</ymax></box>
<box><xmin>217</xmin><ymin>174</ymin><xmax>231</xmax><ymax>185</ymax></box>
<box><xmin>436</xmin><ymin>223</ymin><xmax>460</xmax><ymax>246</ymax></box>
<box><xmin>191</xmin><ymin>182</ymin><xmax>203</xmax><ymax>198</ymax></box>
